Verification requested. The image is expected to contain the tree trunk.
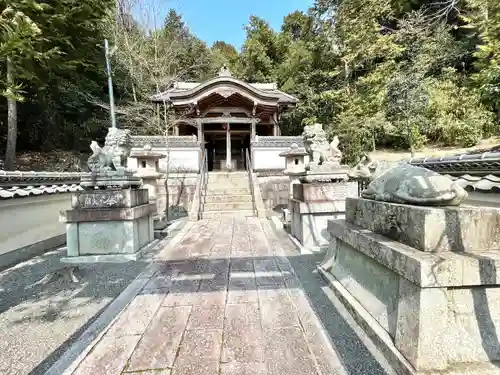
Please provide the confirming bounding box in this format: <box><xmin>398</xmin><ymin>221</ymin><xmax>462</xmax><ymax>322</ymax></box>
<box><xmin>407</xmin><ymin>120</ymin><xmax>415</xmax><ymax>157</ymax></box>
<box><xmin>5</xmin><ymin>57</ymin><xmax>18</xmax><ymax>171</ymax></box>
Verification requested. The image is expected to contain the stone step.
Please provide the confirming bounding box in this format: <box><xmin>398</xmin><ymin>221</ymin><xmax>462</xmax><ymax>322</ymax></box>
<box><xmin>208</xmin><ymin>176</ymin><xmax>249</xmax><ymax>181</ymax></box>
<box><xmin>205</xmin><ymin>188</ymin><xmax>252</xmax><ymax>195</ymax></box>
<box><xmin>207</xmin><ymin>175</ymin><xmax>249</xmax><ymax>182</ymax></box>
<box><xmin>208</xmin><ymin>171</ymin><xmax>247</xmax><ymax>175</ymax></box>
<box><xmin>207</xmin><ymin>183</ymin><xmax>251</xmax><ymax>189</ymax></box>
<box><xmin>202</xmin><ymin>201</ymin><xmax>255</xmax><ymax>212</ymax></box>
<box><xmin>203</xmin><ymin>194</ymin><xmax>253</xmax><ymax>203</ymax></box>
<box><xmin>201</xmin><ymin>210</ymin><xmax>255</xmax><ymax>219</ymax></box>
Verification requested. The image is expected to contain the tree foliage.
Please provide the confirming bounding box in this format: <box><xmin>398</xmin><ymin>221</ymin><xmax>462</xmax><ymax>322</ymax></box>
<box><xmin>1</xmin><ymin>0</ymin><xmax>499</xmax><ymax>168</ymax></box>
<box><xmin>233</xmin><ymin>0</ymin><xmax>499</xmax><ymax>163</ymax></box>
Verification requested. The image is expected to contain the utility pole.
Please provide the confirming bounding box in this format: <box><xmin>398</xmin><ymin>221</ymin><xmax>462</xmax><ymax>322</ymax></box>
<box><xmin>104</xmin><ymin>39</ymin><xmax>117</xmax><ymax>129</ymax></box>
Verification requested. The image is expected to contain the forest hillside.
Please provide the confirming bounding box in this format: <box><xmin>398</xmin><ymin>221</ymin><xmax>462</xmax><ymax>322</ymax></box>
<box><xmin>1</xmin><ymin>0</ymin><xmax>499</xmax><ymax>169</ymax></box>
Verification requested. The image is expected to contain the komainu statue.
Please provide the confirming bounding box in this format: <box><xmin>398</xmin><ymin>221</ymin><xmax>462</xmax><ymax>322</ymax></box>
<box><xmin>349</xmin><ymin>155</ymin><xmax>468</xmax><ymax>206</ymax></box>
<box><xmin>87</xmin><ymin>128</ymin><xmax>133</xmax><ymax>173</ymax></box>
<box><xmin>303</xmin><ymin>123</ymin><xmax>342</xmax><ymax>170</ymax></box>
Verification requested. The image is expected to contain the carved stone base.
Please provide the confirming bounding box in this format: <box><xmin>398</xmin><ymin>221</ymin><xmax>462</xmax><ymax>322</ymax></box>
<box><xmin>289</xmin><ymin>180</ymin><xmax>358</xmax><ymax>251</ymax></box>
<box><xmin>71</xmin><ymin>189</ymin><xmax>149</xmax><ymax>209</ymax></box>
<box><xmin>298</xmin><ymin>168</ymin><xmax>350</xmax><ymax>183</ymax></box>
<box><xmin>80</xmin><ymin>171</ymin><xmax>142</xmax><ymax>190</ymax></box>
<box><xmin>61</xmin><ymin>188</ymin><xmax>154</xmax><ymax>262</ymax></box>
<box><xmin>320</xmin><ymin>199</ymin><xmax>500</xmax><ymax>375</ymax></box>
<box><xmin>346</xmin><ymin>197</ymin><xmax>500</xmax><ymax>252</ymax></box>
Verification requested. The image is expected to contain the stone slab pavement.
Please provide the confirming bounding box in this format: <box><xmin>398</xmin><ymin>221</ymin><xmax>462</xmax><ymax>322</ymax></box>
<box><xmin>0</xmin><ymin>220</ymin><xmax>187</xmax><ymax>375</ymax></box>
<box><xmin>59</xmin><ymin>217</ymin><xmax>397</xmax><ymax>375</ymax></box>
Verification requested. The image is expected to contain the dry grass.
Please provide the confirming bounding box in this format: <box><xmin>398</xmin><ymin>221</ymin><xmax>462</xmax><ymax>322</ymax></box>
<box><xmin>0</xmin><ymin>151</ymin><xmax>87</xmax><ymax>172</ymax></box>
<box><xmin>370</xmin><ymin>136</ymin><xmax>500</xmax><ymax>161</ymax></box>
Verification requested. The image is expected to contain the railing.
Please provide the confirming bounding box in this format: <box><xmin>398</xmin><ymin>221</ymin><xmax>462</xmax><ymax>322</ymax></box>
<box><xmin>245</xmin><ymin>148</ymin><xmax>256</xmax><ymax>214</ymax></box>
<box><xmin>198</xmin><ymin>149</ymin><xmax>208</xmax><ymax>219</ymax></box>
<box><xmin>246</xmin><ymin>149</ymin><xmax>267</xmax><ymax>218</ymax></box>
<box><xmin>189</xmin><ymin>148</ymin><xmax>208</xmax><ymax>221</ymax></box>
<box><xmin>250</xmin><ymin>136</ymin><xmax>303</xmax><ymax>148</ymax></box>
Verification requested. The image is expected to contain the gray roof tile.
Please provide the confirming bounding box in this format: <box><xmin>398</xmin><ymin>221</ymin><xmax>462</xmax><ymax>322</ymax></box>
<box><xmin>0</xmin><ymin>170</ymin><xmax>84</xmax><ymax>199</ymax></box>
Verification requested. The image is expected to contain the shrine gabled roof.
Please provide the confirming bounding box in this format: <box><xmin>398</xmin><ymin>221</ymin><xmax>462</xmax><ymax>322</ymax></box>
<box><xmin>151</xmin><ymin>76</ymin><xmax>299</xmax><ymax>106</ymax></box>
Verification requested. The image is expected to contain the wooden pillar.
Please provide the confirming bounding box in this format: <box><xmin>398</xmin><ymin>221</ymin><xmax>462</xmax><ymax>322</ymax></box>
<box><xmin>251</xmin><ymin>102</ymin><xmax>257</xmax><ymax>140</ymax></box>
<box><xmin>197</xmin><ymin>118</ymin><xmax>203</xmax><ymax>169</ymax></box>
<box><xmin>226</xmin><ymin>123</ymin><xmax>231</xmax><ymax>170</ymax></box>
<box><xmin>273</xmin><ymin>111</ymin><xmax>280</xmax><ymax>136</ymax></box>
<box><xmin>174</xmin><ymin>124</ymin><xmax>180</xmax><ymax>136</ymax></box>
<box><xmin>273</xmin><ymin>123</ymin><xmax>280</xmax><ymax>136</ymax></box>
<box><xmin>196</xmin><ymin>118</ymin><xmax>202</xmax><ymax>141</ymax></box>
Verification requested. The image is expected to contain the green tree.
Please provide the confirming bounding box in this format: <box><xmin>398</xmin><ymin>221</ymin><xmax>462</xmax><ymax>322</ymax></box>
<box><xmin>0</xmin><ymin>1</ymin><xmax>57</xmax><ymax>169</ymax></box>
<box><xmin>210</xmin><ymin>41</ymin><xmax>239</xmax><ymax>75</ymax></box>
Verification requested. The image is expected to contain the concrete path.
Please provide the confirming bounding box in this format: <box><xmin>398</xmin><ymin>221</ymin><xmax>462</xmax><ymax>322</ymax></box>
<box><xmin>63</xmin><ymin>217</ymin><xmax>395</xmax><ymax>375</ymax></box>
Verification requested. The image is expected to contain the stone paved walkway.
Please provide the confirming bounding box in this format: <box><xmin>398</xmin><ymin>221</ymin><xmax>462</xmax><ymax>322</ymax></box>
<box><xmin>64</xmin><ymin>217</ymin><xmax>394</xmax><ymax>375</ymax></box>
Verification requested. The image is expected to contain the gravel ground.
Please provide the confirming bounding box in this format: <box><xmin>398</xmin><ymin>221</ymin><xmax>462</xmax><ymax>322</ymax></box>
<box><xmin>0</xmin><ymin>221</ymin><xmax>186</xmax><ymax>375</ymax></box>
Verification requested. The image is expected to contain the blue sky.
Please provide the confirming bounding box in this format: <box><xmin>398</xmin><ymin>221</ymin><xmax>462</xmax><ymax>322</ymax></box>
<box><xmin>165</xmin><ymin>0</ymin><xmax>313</xmax><ymax>50</ymax></box>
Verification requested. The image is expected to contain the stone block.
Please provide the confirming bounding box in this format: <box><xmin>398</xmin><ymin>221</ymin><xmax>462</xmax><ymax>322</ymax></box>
<box><xmin>446</xmin><ymin>288</ymin><xmax>500</xmax><ymax>363</ymax></box>
<box><xmin>346</xmin><ymin>198</ymin><xmax>500</xmax><ymax>252</ymax></box>
<box><xmin>173</xmin><ymin>330</ymin><xmax>222</xmax><ymax>375</ymax></box>
<box><xmin>264</xmin><ymin>327</ymin><xmax>319</xmax><ymax>375</ymax></box>
<box><xmin>293</xmin><ymin>181</ymin><xmax>357</xmax><ymax>202</ymax></box>
<box><xmin>322</xmin><ymin>216</ymin><xmax>500</xmax><ymax>374</ymax></box>
<box><xmin>327</xmin><ymin>219</ymin><xmax>500</xmax><ymax>288</ymax></box>
<box><xmin>71</xmin><ymin>188</ymin><xmax>149</xmax><ymax>209</ymax></box>
<box><xmin>289</xmin><ymin>180</ymin><xmax>357</xmax><ymax>251</ymax></box>
<box><xmin>65</xmin><ymin>214</ymin><xmax>154</xmax><ymax>259</ymax></box>
<box><xmin>328</xmin><ymin>239</ymin><xmax>400</xmax><ymax>337</ymax></box>
<box><xmin>394</xmin><ymin>278</ymin><xmax>448</xmax><ymax>371</ymax></box>
<box><xmin>126</xmin><ymin>306</ymin><xmax>191</xmax><ymax>372</ymax></box>
<box><xmin>62</xmin><ymin>202</ymin><xmax>156</xmax><ymax>223</ymax></box>
<box><xmin>80</xmin><ymin>171</ymin><xmax>142</xmax><ymax>189</ymax></box>
<box><xmin>290</xmin><ymin>199</ymin><xmax>344</xmax><ymax>250</ymax></box>
<box><xmin>72</xmin><ymin>335</ymin><xmax>140</xmax><ymax>375</ymax></box>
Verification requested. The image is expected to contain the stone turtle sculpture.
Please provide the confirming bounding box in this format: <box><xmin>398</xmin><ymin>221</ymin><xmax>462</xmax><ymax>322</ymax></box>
<box><xmin>349</xmin><ymin>156</ymin><xmax>468</xmax><ymax>206</ymax></box>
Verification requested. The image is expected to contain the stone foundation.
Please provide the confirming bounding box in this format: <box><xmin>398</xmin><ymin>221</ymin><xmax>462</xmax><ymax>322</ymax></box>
<box><xmin>290</xmin><ymin>180</ymin><xmax>358</xmax><ymax>251</ymax></box>
<box><xmin>320</xmin><ymin>197</ymin><xmax>500</xmax><ymax>374</ymax></box>
<box><xmin>61</xmin><ymin>188</ymin><xmax>155</xmax><ymax>263</ymax></box>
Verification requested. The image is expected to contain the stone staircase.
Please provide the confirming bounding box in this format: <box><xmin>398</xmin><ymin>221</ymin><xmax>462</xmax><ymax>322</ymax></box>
<box><xmin>201</xmin><ymin>171</ymin><xmax>255</xmax><ymax>219</ymax></box>
<box><xmin>213</xmin><ymin>154</ymin><xmax>245</xmax><ymax>171</ymax></box>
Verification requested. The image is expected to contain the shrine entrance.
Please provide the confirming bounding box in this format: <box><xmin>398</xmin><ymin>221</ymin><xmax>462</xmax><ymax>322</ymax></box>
<box><xmin>151</xmin><ymin>65</ymin><xmax>299</xmax><ymax>172</ymax></box>
<box><xmin>204</xmin><ymin>124</ymin><xmax>251</xmax><ymax>171</ymax></box>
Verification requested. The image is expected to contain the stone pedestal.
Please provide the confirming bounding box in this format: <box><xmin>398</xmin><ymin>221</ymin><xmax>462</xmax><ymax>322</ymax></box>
<box><xmin>319</xmin><ymin>197</ymin><xmax>500</xmax><ymax>375</ymax></box>
<box><xmin>279</xmin><ymin>144</ymin><xmax>309</xmax><ymax>222</ymax></box>
<box><xmin>60</xmin><ymin>188</ymin><xmax>155</xmax><ymax>263</ymax></box>
<box><xmin>80</xmin><ymin>171</ymin><xmax>141</xmax><ymax>190</ymax></box>
<box><xmin>289</xmin><ymin>176</ymin><xmax>358</xmax><ymax>251</ymax></box>
<box><xmin>130</xmin><ymin>147</ymin><xmax>167</xmax><ymax>235</ymax></box>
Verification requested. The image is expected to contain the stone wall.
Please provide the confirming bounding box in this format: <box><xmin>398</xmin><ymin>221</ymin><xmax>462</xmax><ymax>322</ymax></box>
<box><xmin>0</xmin><ymin>193</ymin><xmax>72</xmax><ymax>269</ymax></box>
<box><xmin>129</xmin><ymin>135</ymin><xmax>201</xmax><ymax>173</ymax></box>
<box><xmin>251</xmin><ymin>136</ymin><xmax>302</xmax><ymax>173</ymax></box>
<box><xmin>0</xmin><ymin>170</ymin><xmax>82</xmax><ymax>269</ymax></box>
<box><xmin>257</xmin><ymin>175</ymin><xmax>290</xmax><ymax>213</ymax></box>
<box><xmin>465</xmin><ymin>191</ymin><xmax>500</xmax><ymax>208</ymax></box>
<box><xmin>157</xmin><ymin>173</ymin><xmax>198</xmax><ymax>221</ymax></box>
